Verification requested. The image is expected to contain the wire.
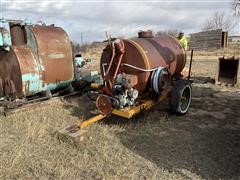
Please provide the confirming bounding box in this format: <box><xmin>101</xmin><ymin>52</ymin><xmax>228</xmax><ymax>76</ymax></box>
<box><xmin>121</xmin><ymin>63</ymin><xmax>158</xmax><ymax>72</ymax></box>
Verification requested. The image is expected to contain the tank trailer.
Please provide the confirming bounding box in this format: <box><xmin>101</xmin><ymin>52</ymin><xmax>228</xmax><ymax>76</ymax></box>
<box><xmin>60</xmin><ymin>30</ymin><xmax>192</xmax><ymax>138</ymax></box>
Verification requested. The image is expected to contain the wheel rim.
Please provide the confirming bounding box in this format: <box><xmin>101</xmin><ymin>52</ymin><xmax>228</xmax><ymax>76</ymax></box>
<box><xmin>180</xmin><ymin>86</ymin><xmax>191</xmax><ymax>113</ymax></box>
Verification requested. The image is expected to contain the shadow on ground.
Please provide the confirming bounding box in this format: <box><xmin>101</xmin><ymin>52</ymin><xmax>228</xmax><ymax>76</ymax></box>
<box><xmin>192</xmin><ymin>76</ymin><xmax>215</xmax><ymax>84</ymax></box>
<box><xmin>117</xmin><ymin>85</ymin><xmax>240</xmax><ymax>179</ymax></box>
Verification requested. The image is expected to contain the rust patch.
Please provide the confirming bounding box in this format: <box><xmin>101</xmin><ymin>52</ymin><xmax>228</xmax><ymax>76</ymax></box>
<box><xmin>9</xmin><ymin>22</ymin><xmax>26</xmax><ymax>46</ymax></box>
<box><xmin>0</xmin><ymin>48</ymin><xmax>22</xmax><ymax>97</ymax></box>
<box><xmin>12</xmin><ymin>46</ymin><xmax>39</xmax><ymax>75</ymax></box>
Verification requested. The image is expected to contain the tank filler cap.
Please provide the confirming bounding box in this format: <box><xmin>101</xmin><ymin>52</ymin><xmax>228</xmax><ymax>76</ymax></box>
<box><xmin>138</xmin><ymin>30</ymin><xmax>153</xmax><ymax>38</ymax></box>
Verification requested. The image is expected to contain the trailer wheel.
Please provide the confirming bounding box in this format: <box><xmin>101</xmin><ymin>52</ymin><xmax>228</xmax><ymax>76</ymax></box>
<box><xmin>170</xmin><ymin>79</ymin><xmax>192</xmax><ymax>115</ymax></box>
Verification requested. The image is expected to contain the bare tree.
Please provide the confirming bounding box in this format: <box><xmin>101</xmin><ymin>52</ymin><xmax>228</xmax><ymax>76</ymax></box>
<box><xmin>202</xmin><ymin>12</ymin><xmax>235</xmax><ymax>32</ymax></box>
<box><xmin>155</xmin><ymin>29</ymin><xmax>181</xmax><ymax>37</ymax></box>
<box><xmin>232</xmin><ymin>0</ymin><xmax>240</xmax><ymax>17</ymax></box>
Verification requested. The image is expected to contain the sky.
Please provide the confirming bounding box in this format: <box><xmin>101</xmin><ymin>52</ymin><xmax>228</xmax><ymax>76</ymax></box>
<box><xmin>0</xmin><ymin>0</ymin><xmax>239</xmax><ymax>43</ymax></box>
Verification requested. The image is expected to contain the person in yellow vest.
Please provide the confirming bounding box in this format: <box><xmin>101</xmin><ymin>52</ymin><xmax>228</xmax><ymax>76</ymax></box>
<box><xmin>178</xmin><ymin>32</ymin><xmax>188</xmax><ymax>50</ymax></box>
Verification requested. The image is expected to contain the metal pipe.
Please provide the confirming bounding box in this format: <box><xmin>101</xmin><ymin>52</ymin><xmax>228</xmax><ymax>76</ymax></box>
<box><xmin>79</xmin><ymin>114</ymin><xmax>106</xmax><ymax>129</ymax></box>
<box><xmin>105</xmin><ymin>42</ymin><xmax>115</xmax><ymax>77</ymax></box>
<box><xmin>112</xmin><ymin>40</ymin><xmax>125</xmax><ymax>84</ymax></box>
<box><xmin>188</xmin><ymin>49</ymin><xmax>194</xmax><ymax>80</ymax></box>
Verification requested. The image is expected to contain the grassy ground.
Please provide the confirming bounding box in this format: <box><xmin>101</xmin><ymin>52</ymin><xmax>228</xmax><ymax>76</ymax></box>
<box><xmin>0</xmin><ymin>46</ymin><xmax>240</xmax><ymax>179</ymax></box>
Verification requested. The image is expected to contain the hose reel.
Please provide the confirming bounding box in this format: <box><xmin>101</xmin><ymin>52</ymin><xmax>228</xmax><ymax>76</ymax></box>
<box><xmin>151</xmin><ymin>67</ymin><xmax>170</xmax><ymax>94</ymax></box>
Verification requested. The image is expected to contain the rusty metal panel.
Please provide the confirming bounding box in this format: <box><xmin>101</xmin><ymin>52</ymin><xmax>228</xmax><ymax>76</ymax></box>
<box><xmin>216</xmin><ymin>57</ymin><xmax>239</xmax><ymax>86</ymax></box>
<box><xmin>12</xmin><ymin>46</ymin><xmax>41</xmax><ymax>96</ymax></box>
<box><xmin>9</xmin><ymin>22</ymin><xmax>26</xmax><ymax>46</ymax></box>
<box><xmin>29</xmin><ymin>25</ymin><xmax>74</xmax><ymax>86</ymax></box>
<box><xmin>0</xmin><ymin>48</ymin><xmax>22</xmax><ymax>97</ymax></box>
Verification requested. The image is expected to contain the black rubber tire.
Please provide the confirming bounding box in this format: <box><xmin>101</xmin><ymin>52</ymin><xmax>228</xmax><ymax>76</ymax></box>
<box><xmin>169</xmin><ymin>79</ymin><xmax>192</xmax><ymax>115</ymax></box>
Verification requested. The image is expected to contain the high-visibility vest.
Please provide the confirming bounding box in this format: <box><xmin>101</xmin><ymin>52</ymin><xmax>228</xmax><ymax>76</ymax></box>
<box><xmin>179</xmin><ymin>36</ymin><xmax>188</xmax><ymax>50</ymax></box>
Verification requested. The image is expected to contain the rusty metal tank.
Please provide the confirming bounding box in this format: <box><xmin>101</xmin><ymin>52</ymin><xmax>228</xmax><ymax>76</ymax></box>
<box><xmin>100</xmin><ymin>31</ymin><xmax>186</xmax><ymax>93</ymax></box>
<box><xmin>0</xmin><ymin>23</ymin><xmax>73</xmax><ymax>98</ymax></box>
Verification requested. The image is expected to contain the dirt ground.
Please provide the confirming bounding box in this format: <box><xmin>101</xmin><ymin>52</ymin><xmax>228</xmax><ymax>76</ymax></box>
<box><xmin>0</xmin><ymin>46</ymin><xmax>240</xmax><ymax>179</ymax></box>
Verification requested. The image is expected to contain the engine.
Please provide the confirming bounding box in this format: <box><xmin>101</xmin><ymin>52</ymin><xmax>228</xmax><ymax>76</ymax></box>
<box><xmin>113</xmin><ymin>73</ymin><xmax>139</xmax><ymax>108</ymax></box>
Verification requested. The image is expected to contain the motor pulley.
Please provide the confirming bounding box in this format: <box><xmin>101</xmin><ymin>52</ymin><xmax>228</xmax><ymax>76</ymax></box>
<box><xmin>96</xmin><ymin>95</ymin><xmax>113</xmax><ymax>115</ymax></box>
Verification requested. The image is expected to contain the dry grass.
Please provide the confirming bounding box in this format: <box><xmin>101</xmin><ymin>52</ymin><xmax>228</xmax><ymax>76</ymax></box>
<box><xmin>0</xmin><ymin>44</ymin><xmax>240</xmax><ymax>179</ymax></box>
